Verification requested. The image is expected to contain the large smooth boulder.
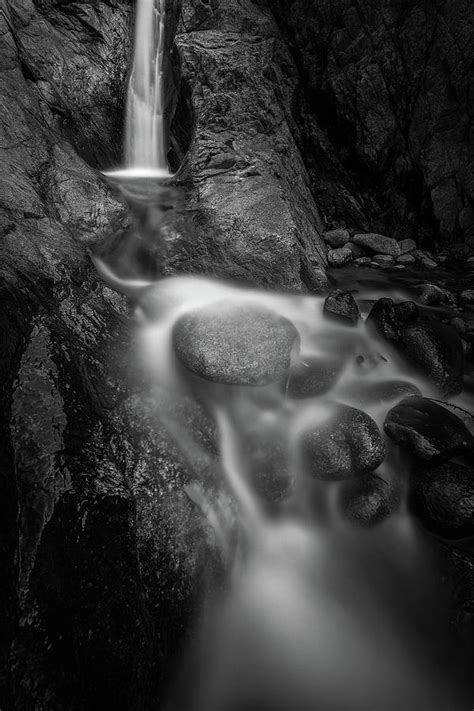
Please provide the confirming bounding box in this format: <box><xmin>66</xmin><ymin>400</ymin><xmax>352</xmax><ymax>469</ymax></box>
<box><xmin>410</xmin><ymin>462</ymin><xmax>474</xmax><ymax>539</ymax></box>
<box><xmin>323</xmin><ymin>290</ymin><xmax>359</xmax><ymax>327</ymax></box>
<box><xmin>301</xmin><ymin>404</ymin><xmax>385</xmax><ymax>480</ymax></box>
<box><xmin>172</xmin><ymin>301</ymin><xmax>299</xmax><ymax>386</ymax></box>
<box><xmin>384</xmin><ymin>397</ymin><xmax>474</xmax><ymax>461</ymax></box>
<box><xmin>352</xmin><ymin>233</ymin><xmax>401</xmax><ymax>257</ymax></box>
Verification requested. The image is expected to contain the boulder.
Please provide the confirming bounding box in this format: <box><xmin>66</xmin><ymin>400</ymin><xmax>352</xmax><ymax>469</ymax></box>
<box><xmin>412</xmin><ymin>250</ymin><xmax>437</xmax><ymax>268</ymax></box>
<box><xmin>384</xmin><ymin>397</ymin><xmax>474</xmax><ymax>462</ymax></box>
<box><xmin>327</xmin><ymin>246</ymin><xmax>353</xmax><ymax>267</ymax></box>
<box><xmin>396</xmin><ymin>254</ymin><xmax>415</xmax><ymax>265</ymax></box>
<box><xmin>339</xmin><ymin>473</ymin><xmax>400</xmax><ymax>527</ymax></box>
<box><xmin>172</xmin><ymin>301</ymin><xmax>299</xmax><ymax>386</ymax></box>
<box><xmin>367</xmin><ymin>298</ymin><xmax>464</xmax><ymax>395</ymax></box>
<box><xmin>323</xmin><ymin>228</ymin><xmax>351</xmax><ymax>248</ymax></box>
<box><xmin>301</xmin><ymin>404</ymin><xmax>385</xmax><ymax>480</ymax></box>
<box><xmin>399</xmin><ymin>238</ymin><xmax>417</xmax><ymax>254</ymax></box>
<box><xmin>373</xmin><ymin>254</ymin><xmax>395</xmax><ymax>266</ymax></box>
<box><xmin>287</xmin><ymin>355</ymin><xmax>344</xmax><ymax>399</ymax></box>
<box><xmin>346</xmin><ymin>242</ymin><xmax>366</xmax><ymax>258</ymax></box>
<box><xmin>353</xmin><ymin>257</ymin><xmax>372</xmax><ymax>266</ymax></box>
<box><xmin>460</xmin><ymin>289</ymin><xmax>474</xmax><ymax>304</ymax></box>
<box><xmin>418</xmin><ymin>284</ymin><xmax>456</xmax><ymax>307</ymax></box>
<box><xmin>323</xmin><ymin>290</ymin><xmax>359</xmax><ymax>327</ymax></box>
<box><xmin>352</xmin><ymin>233</ymin><xmax>401</xmax><ymax>257</ymax></box>
<box><xmin>410</xmin><ymin>462</ymin><xmax>474</xmax><ymax>539</ymax></box>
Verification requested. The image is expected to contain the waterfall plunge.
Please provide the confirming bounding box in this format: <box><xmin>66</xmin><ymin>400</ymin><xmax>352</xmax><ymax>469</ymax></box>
<box><xmin>107</xmin><ymin>0</ymin><xmax>171</xmax><ymax>178</ymax></box>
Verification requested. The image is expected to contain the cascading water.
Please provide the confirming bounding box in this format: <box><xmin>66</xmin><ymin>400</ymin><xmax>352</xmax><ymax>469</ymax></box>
<box><xmin>106</xmin><ymin>0</ymin><xmax>170</xmax><ymax>178</ymax></box>
<box><xmin>94</xmin><ymin>2</ymin><xmax>473</xmax><ymax>708</ymax></box>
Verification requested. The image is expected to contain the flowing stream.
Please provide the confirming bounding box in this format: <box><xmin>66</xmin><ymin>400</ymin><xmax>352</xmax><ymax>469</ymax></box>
<box><xmin>96</xmin><ymin>3</ymin><xmax>473</xmax><ymax>709</ymax></box>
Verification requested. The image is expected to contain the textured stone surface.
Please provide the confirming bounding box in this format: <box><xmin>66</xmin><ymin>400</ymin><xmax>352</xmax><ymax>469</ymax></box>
<box><xmin>352</xmin><ymin>233</ymin><xmax>400</xmax><ymax>257</ymax></box>
<box><xmin>384</xmin><ymin>397</ymin><xmax>474</xmax><ymax>462</ymax></box>
<box><xmin>323</xmin><ymin>289</ymin><xmax>359</xmax><ymax>326</ymax></box>
<box><xmin>367</xmin><ymin>298</ymin><xmax>464</xmax><ymax>394</ymax></box>
<box><xmin>410</xmin><ymin>462</ymin><xmax>474</xmax><ymax>539</ymax></box>
<box><xmin>327</xmin><ymin>245</ymin><xmax>353</xmax><ymax>266</ymax></box>
<box><xmin>172</xmin><ymin>301</ymin><xmax>299</xmax><ymax>385</ymax></box>
<box><xmin>301</xmin><ymin>404</ymin><xmax>385</xmax><ymax>480</ymax></box>
<box><xmin>271</xmin><ymin>0</ymin><xmax>474</xmax><ymax>243</ymax></box>
<box><xmin>339</xmin><ymin>473</ymin><xmax>401</xmax><ymax>527</ymax></box>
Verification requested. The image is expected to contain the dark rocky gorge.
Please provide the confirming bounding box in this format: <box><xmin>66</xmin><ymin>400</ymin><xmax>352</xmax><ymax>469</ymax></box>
<box><xmin>1</xmin><ymin>1</ymin><xmax>474</xmax><ymax>709</ymax></box>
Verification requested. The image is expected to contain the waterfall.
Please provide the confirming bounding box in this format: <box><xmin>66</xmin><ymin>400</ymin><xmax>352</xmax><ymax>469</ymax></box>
<box><xmin>119</xmin><ymin>0</ymin><xmax>170</xmax><ymax>177</ymax></box>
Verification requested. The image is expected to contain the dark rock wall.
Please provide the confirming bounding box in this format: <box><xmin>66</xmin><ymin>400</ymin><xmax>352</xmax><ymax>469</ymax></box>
<box><xmin>271</xmin><ymin>0</ymin><xmax>474</xmax><ymax>246</ymax></box>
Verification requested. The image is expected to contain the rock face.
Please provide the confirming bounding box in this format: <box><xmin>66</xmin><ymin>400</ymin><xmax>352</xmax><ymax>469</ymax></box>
<box><xmin>323</xmin><ymin>290</ymin><xmax>359</xmax><ymax>326</ymax></box>
<box><xmin>271</xmin><ymin>0</ymin><xmax>474</xmax><ymax>244</ymax></box>
<box><xmin>172</xmin><ymin>0</ymin><xmax>328</xmax><ymax>291</ymax></box>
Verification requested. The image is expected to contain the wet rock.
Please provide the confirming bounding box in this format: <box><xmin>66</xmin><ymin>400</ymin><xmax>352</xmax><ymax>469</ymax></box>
<box><xmin>339</xmin><ymin>473</ymin><xmax>400</xmax><ymax>527</ymax></box>
<box><xmin>346</xmin><ymin>242</ymin><xmax>366</xmax><ymax>258</ymax></box>
<box><xmin>402</xmin><ymin>321</ymin><xmax>464</xmax><ymax>395</ymax></box>
<box><xmin>450</xmin><ymin>317</ymin><xmax>468</xmax><ymax>335</ymax></box>
<box><xmin>373</xmin><ymin>254</ymin><xmax>395</xmax><ymax>266</ymax></box>
<box><xmin>352</xmin><ymin>233</ymin><xmax>400</xmax><ymax>257</ymax></box>
<box><xmin>323</xmin><ymin>228</ymin><xmax>350</xmax><ymax>248</ymax></box>
<box><xmin>367</xmin><ymin>298</ymin><xmax>464</xmax><ymax>394</ymax></box>
<box><xmin>399</xmin><ymin>239</ymin><xmax>417</xmax><ymax>254</ymax></box>
<box><xmin>418</xmin><ymin>284</ymin><xmax>456</xmax><ymax>307</ymax></box>
<box><xmin>410</xmin><ymin>462</ymin><xmax>474</xmax><ymax>539</ymax></box>
<box><xmin>368</xmin><ymin>261</ymin><xmax>381</xmax><ymax>268</ymax></box>
<box><xmin>397</xmin><ymin>254</ymin><xmax>415</xmax><ymax>265</ymax></box>
<box><xmin>301</xmin><ymin>404</ymin><xmax>385</xmax><ymax>480</ymax></box>
<box><xmin>412</xmin><ymin>250</ymin><xmax>437</xmax><ymax>268</ymax></box>
<box><xmin>287</xmin><ymin>355</ymin><xmax>344</xmax><ymax>399</ymax></box>
<box><xmin>384</xmin><ymin>397</ymin><xmax>474</xmax><ymax>462</ymax></box>
<box><xmin>353</xmin><ymin>257</ymin><xmax>372</xmax><ymax>266</ymax></box>
<box><xmin>460</xmin><ymin>289</ymin><xmax>474</xmax><ymax>304</ymax></box>
<box><xmin>343</xmin><ymin>380</ymin><xmax>421</xmax><ymax>407</ymax></box>
<box><xmin>323</xmin><ymin>290</ymin><xmax>359</xmax><ymax>327</ymax></box>
<box><xmin>327</xmin><ymin>246</ymin><xmax>353</xmax><ymax>267</ymax></box>
<box><xmin>172</xmin><ymin>301</ymin><xmax>299</xmax><ymax>386</ymax></box>
<box><xmin>366</xmin><ymin>298</ymin><xmax>419</xmax><ymax>341</ymax></box>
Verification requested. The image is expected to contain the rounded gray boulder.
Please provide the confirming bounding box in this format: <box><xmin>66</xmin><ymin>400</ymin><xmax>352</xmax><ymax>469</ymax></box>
<box><xmin>172</xmin><ymin>301</ymin><xmax>299</xmax><ymax>386</ymax></box>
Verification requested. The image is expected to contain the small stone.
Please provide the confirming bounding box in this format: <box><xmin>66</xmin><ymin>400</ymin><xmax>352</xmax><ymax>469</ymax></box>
<box><xmin>384</xmin><ymin>397</ymin><xmax>474</xmax><ymax>461</ymax></box>
<box><xmin>373</xmin><ymin>254</ymin><xmax>395</xmax><ymax>266</ymax></box>
<box><xmin>460</xmin><ymin>289</ymin><xmax>474</xmax><ymax>304</ymax></box>
<box><xmin>339</xmin><ymin>473</ymin><xmax>401</xmax><ymax>527</ymax></box>
<box><xmin>399</xmin><ymin>238</ymin><xmax>417</xmax><ymax>254</ymax></box>
<box><xmin>352</xmin><ymin>233</ymin><xmax>401</xmax><ymax>257</ymax></box>
<box><xmin>301</xmin><ymin>404</ymin><xmax>385</xmax><ymax>480</ymax></box>
<box><xmin>327</xmin><ymin>246</ymin><xmax>353</xmax><ymax>267</ymax></box>
<box><xmin>368</xmin><ymin>261</ymin><xmax>381</xmax><ymax>268</ymax></box>
<box><xmin>323</xmin><ymin>289</ymin><xmax>359</xmax><ymax>327</ymax></box>
<box><xmin>411</xmin><ymin>250</ymin><xmax>437</xmax><ymax>268</ymax></box>
<box><xmin>323</xmin><ymin>228</ymin><xmax>351</xmax><ymax>248</ymax></box>
<box><xmin>172</xmin><ymin>301</ymin><xmax>299</xmax><ymax>386</ymax></box>
<box><xmin>353</xmin><ymin>257</ymin><xmax>372</xmax><ymax>266</ymax></box>
<box><xmin>397</xmin><ymin>253</ymin><xmax>415</xmax><ymax>265</ymax></box>
<box><xmin>410</xmin><ymin>462</ymin><xmax>474</xmax><ymax>539</ymax></box>
<box><xmin>418</xmin><ymin>284</ymin><xmax>456</xmax><ymax>307</ymax></box>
